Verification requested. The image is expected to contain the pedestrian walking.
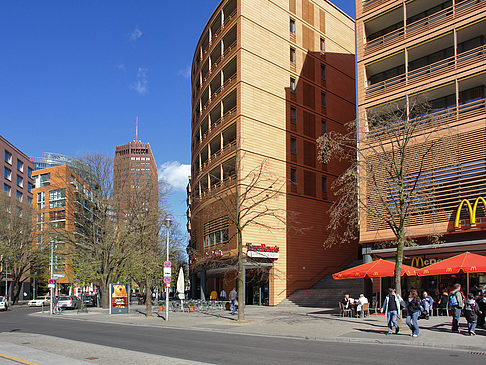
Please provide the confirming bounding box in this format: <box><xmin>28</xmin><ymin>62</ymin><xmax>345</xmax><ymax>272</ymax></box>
<box><xmin>381</xmin><ymin>288</ymin><xmax>403</xmax><ymax>335</ymax></box>
<box><xmin>476</xmin><ymin>291</ymin><xmax>486</xmax><ymax>328</ymax></box>
<box><xmin>449</xmin><ymin>283</ymin><xmax>465</xmax><ymax>333</ymax></box>
<box><xmin>464</xmin><ymin>293</ymin><xmax>481</xmax><ymax>335</ymax></box>
<box><xmin>406</xmin><ymin>289</ymin><xmax>421</xmax><ymax>337</ymax></box>
<box><xmin>229</xmin><ymin>288</ymin><xmax>237</xmax><ymax>314</ymax></box>
<box><xmin>220</xmin><ymin>289</ymin><xmax>227</xmax><ymax>300</ymax></box>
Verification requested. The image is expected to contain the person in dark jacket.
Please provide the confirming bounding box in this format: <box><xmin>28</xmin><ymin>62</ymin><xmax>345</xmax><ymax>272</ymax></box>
<box><xmin>406</xmin><ymin>289</ymin><xmax>422</xmax><ymax>337</ymax></box>
<box><xmin>476</xmin><ymin>291</ymin><xmax>486</xmax><ymax>328</ymax></box>
<box><xmin>464</xmin><ymin>293</ymin><xmax>482</xmax><ymax>335</ymax></box>
<box><xmin>438</xmin><ymin>290</ymin><xmax>449</xmax><ymax>316</ymax></box>
<box><xmin>450</xmin><ymin>283</ymin><xmax>465</xmax><ymax>333</ymax></box>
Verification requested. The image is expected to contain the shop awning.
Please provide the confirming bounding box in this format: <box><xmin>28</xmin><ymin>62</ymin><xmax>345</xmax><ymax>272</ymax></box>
<box><xmin>332</xmin><ymin>259</ymin><xmax>417</xmax><ymax>279</ymax></box>
<box><xmin>417</xmin><ymin>252</ymin><xmax>486</xmax><ymax>276</ymax></box>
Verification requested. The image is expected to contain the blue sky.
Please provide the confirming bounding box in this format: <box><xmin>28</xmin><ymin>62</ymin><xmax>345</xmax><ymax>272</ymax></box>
<box><xmin>0</xmin><ymin>0</ymin><xmax>356</xmax><ymax>228</ymax></box>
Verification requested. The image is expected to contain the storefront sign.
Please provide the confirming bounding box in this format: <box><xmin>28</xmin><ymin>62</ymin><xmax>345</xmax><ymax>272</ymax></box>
<box><xmin>455</xmin><ymin>196</ymin><xmax>486</xmax><ymax>228</ymax></box>
<box><xmin>246</xmin><ymin>243</ymin><xmax>279</xmax><ymax>259</ymax></box>
<box><xmin>109</xmin><ymin>283</ymin><xmax>129</xmax><ymax>314</ymax></box>
<box><xmin>408</xmin><ymin>256</ymin><xmax>444</xmax><ymax>268</ymax></box>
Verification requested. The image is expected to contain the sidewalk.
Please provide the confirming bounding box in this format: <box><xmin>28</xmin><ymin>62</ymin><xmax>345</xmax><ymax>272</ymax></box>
<box><xmin>32</xmin><ymin>304</ymin><xmax>486</xmax><ymax>351</ymax></box>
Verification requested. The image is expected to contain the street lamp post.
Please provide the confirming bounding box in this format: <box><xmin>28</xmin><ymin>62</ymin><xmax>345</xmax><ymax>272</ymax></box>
<box><xmin>50</xmin><ymin>241</ymin><xmax>54</xmax><ymax>315</ymax></box>
<box><xmin>165</xmin><ymin>217</ymin><xmax>171</xmax><ymax>321</ymax></box>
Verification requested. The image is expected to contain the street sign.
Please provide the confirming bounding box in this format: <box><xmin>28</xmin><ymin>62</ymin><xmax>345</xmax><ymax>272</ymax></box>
<box><xmin>48</xmin><ymin>283</ymin><xmax>55</xmax><ymax>288</ymax></box>
<box><xmin>53</xmin><ymin>274</ymin><xmax>65</xmax><ymax>278</ymax></box>
<box><xmin>163</xmin><ymin>267</ymin><xmax>171</xmax><ymax>277</ymax></box>
<box><xmin>166</xmin><ymin>283</ymin><xmax>170</xmax><ymax>287</ymax></box>
<box><xmin>163</xmin><ymin>276</ymin><xmax>171</xmax><ymax>284</ymax></box>
<box><xmin>163</xmin><ymin>261</ymin><xmax>171</xmax><ymax>268</ymax></box>
<box><xmin>48</xmin><ymin>279</ymin><xmax>55</xmax><ymax>285</ymax></box>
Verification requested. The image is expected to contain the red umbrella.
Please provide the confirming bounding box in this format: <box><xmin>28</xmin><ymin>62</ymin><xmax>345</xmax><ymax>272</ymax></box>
<box><xmin>417</xmin><ymin>252</ymin><xmax>486</xmax><ymax>276</ymax></box>
<box><xmin>332</xmin><ymin>259</ymin><xmax>417</xmax><ymax>279</ymax></box>
<box><xmin>417</xmin><ymin>252</ymin><xmax>486</xmax><ymax>294</ymax></box>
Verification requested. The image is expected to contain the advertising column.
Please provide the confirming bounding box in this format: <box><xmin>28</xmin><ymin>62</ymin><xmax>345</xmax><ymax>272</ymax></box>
<box><xmin>109</xmin><ymin>284</ymin><xmax>129</xmax><ymax>314</ymax></box>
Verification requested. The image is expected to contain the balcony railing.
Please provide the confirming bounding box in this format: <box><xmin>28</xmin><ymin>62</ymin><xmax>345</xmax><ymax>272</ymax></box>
<box><xmin>196</xmin><ymin>174</ymin><xmax>237</xmax><ymax>202</ymax></box>
<box><xmin>202</xmin><ymin>9</ymin><xmax>237</xmax><ymax>58</ymax></box>
<box><xmin>365</xmin><ymin>44</ymin><xmax>486</xmax><ymax>98</ymax></box>
<box><xmin>364</xmin><ymin>0</ymin><xmax>485</xmax><ymax>55</ymax></box>
<box><xmin>368</xmin><ymin>97</ymin><xmax>486</xmax><ymax>138</ymax></box>
<box><xmin>201</xmin><ymin>73</ymin><xmax>237</xmax><ymax>113</ymax></box>
<box><xmin>199</xmin><ymin>139</ymin><xmax>237</xmax><ymax>173</ymax></box>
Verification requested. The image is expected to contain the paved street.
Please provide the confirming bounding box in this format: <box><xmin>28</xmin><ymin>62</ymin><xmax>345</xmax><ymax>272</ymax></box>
<box><xmin>0</xmin><ymin>306</ymin><xmax>485</xmax><ymax>364</ymax></box>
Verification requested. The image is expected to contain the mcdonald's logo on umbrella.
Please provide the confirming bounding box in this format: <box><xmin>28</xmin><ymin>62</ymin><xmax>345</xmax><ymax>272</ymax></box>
<box><xmin>455</xmin><ymin>196</ymin><xmax>486</xmax><ymax>228</ymax></box>
<box><xmin>470</xmin><ymin>266</ymin><xmax>477</xmax><ymax>271</ymax></box>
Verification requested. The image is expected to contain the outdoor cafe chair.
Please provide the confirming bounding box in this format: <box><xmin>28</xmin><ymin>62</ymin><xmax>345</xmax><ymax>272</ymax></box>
<box><xmin>339</xmin><ymin>302</ymin><xmax>352</xmax><ymax>317</ymax></box>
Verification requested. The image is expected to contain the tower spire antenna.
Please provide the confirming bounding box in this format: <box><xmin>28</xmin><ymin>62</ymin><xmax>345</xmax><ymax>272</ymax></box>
<box><xmin>135</xmin><ymin>116</ymin><xmax>138</xmax><ymax>142</ymax></box>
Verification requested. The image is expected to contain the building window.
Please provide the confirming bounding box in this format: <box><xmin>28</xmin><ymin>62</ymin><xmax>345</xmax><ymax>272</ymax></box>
<box><xmin>321</xmin><ymin>64</ymin><xmax>326</xmax><ymax>81</ymax></box>
<box><xmin>290</xmin><ymin>77</ymin><xmax>296</xmax><ymax>93</ymax></box>
<box><xmin>320</xmin><ymin>38</ymin><xmax>325</xmax><ymax>54</ymax></box>
<box><xmin>36</xmin><ymin>173</ymin><xmax>50</xmax><ymax>188</ymax></box>
<box><xmin>28</xmin><ymin>167</ymin><xmax>33</xmax><ymax>179</ymax></box>
<box><xmin>27</xmin><ymin>196</ymin><xmax>32</xmax><ymax>204</ymax></box>
<box><xmin>290</xmin><ymin>137</ymin><xmax>297</xmax><ymax>154</ymax></box>
<box><xmin>322</xmin><ymin>176</ymin><xmax>327</xmax><ymax>193</ymax></box>
<box><xmin>17</xmin><ymin>175</ymin><xmax>23</xmax><ymax>188</ymax></box>
<box><xmin>290</xmin><ymin>107</ymin><xmax>297</xmax><ymax>125</ymax></box>
<box><xmin>4</xmin><ymin>184</ymin><xmax>11</xmax><ymax>196</ymax></box>
<box><xmin>17</xmin><ymin>159</ymin><xmax>24</xmax><ymax>172</ymax></box>
<box><xmin>291</xmin><ymin>168</ymin><xmax>297</xmax><ymax>184</ymax></box>
<box><xmin>321</xmin><ymin>93</ymin><xmax>327</xmax><ymax>108</ymax></box>
<box><xmin>37</xmin><ymin>192</ymin><xmax>45</xmax><ymax>210</ymax></box>
<box><xmin>28</xmin><ymin>182</ymin><xmax>33</xmax><ymax>193</ymax></box>
<box><xmin>321</xmin><ymin>120</ymin><xmax>327</xmax><ymax>135</ymax></box>
<box><xmin>49</xmin><ymin>189</ymin><xmax>66</xmax><ymax>209</ymax></box>
<box><xmin>4</xmin><ymin>150</ymin><xmax>12</xmax><ymax>164</ymax></box>
<box><xmin>49</xmin><ymin>210</ymin><xmax>66</xmax><ymax>222</ymax></box>
<box><xmin>16</xmin><ymin>190</ymin><xmax>23</xmax><ymax>202</ymax></box>
<box><xmin>37</xmin><ymin>213</ymin><xmax>45</xmax><ymax>231</ymax></box>
<box><xmin>4</xmin><ymin>167</ymin><xmax>11</xmax><ymax>181</ymax></box>
<box><xmin>290</xmin><ymin>18</ymin><xmax>296</xmax><ymax>35</ymax></box>
<box><xmin>290</xmin><ymin>47</ymin><xmax>296</xmax><ymax>65</ymax></box>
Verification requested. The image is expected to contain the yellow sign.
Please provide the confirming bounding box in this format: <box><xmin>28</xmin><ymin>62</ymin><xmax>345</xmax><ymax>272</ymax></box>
<box><xmin>454</xmin><ymin>197</ymin><xmax>486</xmax><ymax>228</ymax></box>
<box><xmin>409</xmin><ymin>256</ymin><xmax>444</xmax><ymax>268</ymax></box>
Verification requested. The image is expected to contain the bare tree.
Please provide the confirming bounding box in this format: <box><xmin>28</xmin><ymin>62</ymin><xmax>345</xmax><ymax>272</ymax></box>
<box><xmin>317</xmin><ymin>100</ymin><xmax>455</xmax><ymax>295</ymax></box>
<box><xmin>191</xmin><ymin>158</ymin><xmax>285</xmax><ymax>321</ymax></box>
<box><xmin>61</xmin><ymin>154</ymin><xmax>134</xmax><ymax>308</ymax></box>
<box><xmin>0</xmin><ymin>191</ymin><xmax>48</xmax><ymax>304</ymax></box>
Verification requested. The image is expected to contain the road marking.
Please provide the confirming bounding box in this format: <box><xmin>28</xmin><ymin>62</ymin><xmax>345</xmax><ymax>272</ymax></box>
<box><xmin>0</xmin><ymin>353</ymin><xmax>39</xmax><ymax>365</ymax></box>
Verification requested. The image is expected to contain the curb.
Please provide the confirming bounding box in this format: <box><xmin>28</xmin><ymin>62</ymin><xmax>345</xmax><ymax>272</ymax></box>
<box><xmin>29</xmin><ymin>312</ymin><xmax>486</xmax><ymax>352</ymax></box>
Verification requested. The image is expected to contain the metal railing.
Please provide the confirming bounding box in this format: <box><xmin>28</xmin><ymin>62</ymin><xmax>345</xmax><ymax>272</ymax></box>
<box><xmin>364</xmin><ymin>0</ymin><xmax>485</xmax><ymax>54</ymax></box>
<box><xmin>365</xmin><ymin>44</ymin><xmax>486</xmax><ymax>98</ymax></box>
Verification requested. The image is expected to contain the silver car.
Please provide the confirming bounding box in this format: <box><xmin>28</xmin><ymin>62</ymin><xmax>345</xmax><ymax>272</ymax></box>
<box><xmin>56</xmin><ymin>296</ymin><xmax>81</xmax><ymax>310</ymax></box>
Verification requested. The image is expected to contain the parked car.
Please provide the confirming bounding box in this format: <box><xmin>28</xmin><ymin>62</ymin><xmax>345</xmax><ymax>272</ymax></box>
<box><xmin>82</xmin><ymin>295</ymin><xmax>97</xmax><ymax>307</ymax></box>
<box><xmin>56</xmin><ymin>296</ymin><xmax>81</xmax><ymax>310</ymax></box>
<box><xmin>0</xmin><ymin>296</ymin><xmax>8</xmax><ymax>311</ymax></box>
<box><xmin>28</xmin><ymin>296</ymin><xmax>50</xmax><ymax>307</ymax></box>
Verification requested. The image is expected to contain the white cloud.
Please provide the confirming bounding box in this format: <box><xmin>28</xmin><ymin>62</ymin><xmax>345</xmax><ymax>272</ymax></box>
<box><xmin>158</xmin><ymin>161</ymin><xmax>190</xmax><ymax>191</ymax></box>
<box><xmin>177</xmin><ymin>65</ymin><xmax>191</xmax><ymax>79</ymax></box>
<box><xmin>129</xmin><ymin>26</ymin><xmax>143</xmax><ymax>41</ymax></box>
<box><xmin>131</xmin><ymin>67</ymin><xmax>148</xmax><ymax>94</ymax></box>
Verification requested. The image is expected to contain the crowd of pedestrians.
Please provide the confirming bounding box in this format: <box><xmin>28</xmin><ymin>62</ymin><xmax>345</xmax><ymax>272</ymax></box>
<box><xmin>381</xmin><ymin>283</ymin><xmax>486</xmax><ymax>337</ymax></box>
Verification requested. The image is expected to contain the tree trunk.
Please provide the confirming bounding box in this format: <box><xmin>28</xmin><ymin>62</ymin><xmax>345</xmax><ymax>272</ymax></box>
<box><xmin>237</xmin><ymin>229</ymin><xmax>245</xmax><ymax>322</ymax></box>
<box><xmin>394</xmin><ymin>232</ymin><xmax>405</xmax><ymax>298</ymax></box>
<box><xmin>145</xmin><ymin>279</ymin><xmax>152</xmax><ymax>317</ymax></box>
<box><xmin>101</xmin><ymin>282</ymin><xmax>109</xmax><ymax>309</ymax></box>
<box><xmin>12</xmin><ymin>278</ymin><xmax>22</xmax><ymax>305</ymax></box>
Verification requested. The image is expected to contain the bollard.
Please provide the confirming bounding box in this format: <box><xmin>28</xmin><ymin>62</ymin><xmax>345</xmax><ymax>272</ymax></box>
<box><xmin>41</xmin><ymin>302</ymin><xmax>44</xmax><ymax>313</ymax></box>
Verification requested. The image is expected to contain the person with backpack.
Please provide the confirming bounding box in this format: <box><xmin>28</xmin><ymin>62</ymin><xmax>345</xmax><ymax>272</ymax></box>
<box><xmin>449</xmin><ymin>283</ymin><xmax>465</xmax><ymax>333</ymax></box>
<box><xmin>464</xmin><ymin>293</ymin><xmax>481</xmax><ymax>335</ymax></box>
